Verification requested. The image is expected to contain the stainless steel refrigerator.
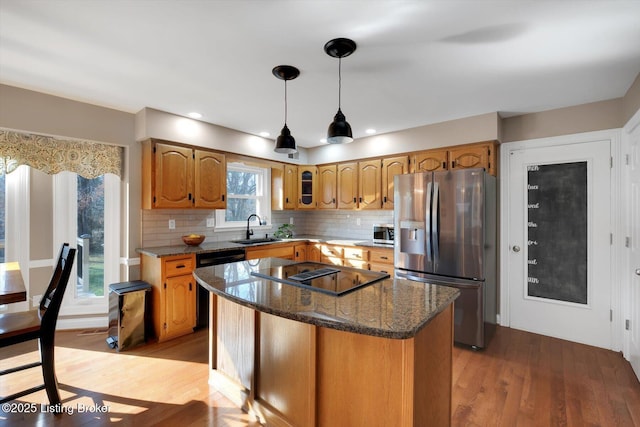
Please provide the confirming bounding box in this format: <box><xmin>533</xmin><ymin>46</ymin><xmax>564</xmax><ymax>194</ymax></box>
<box><xmin>394</xmin><ymin>168</ymin><xmax>497</xmax><ymax>348</ymax></box>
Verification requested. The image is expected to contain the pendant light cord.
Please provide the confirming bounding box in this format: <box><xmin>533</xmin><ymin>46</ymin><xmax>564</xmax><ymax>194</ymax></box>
<box><xmin>338</xmin><ymin>57</ymin><xmax>342</xmax><ymax>109</ymax></box>
<box><xmin>284</xmin><ymin>79</ymin><xmax>288</xmax><ymax>125</ymax></box>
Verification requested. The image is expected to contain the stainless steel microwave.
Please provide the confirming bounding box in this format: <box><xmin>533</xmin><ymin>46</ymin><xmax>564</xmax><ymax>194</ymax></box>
<box><xmin>373</xmin><ymin>224</ymin><xmax>394</xmax><ymax>245</ymax></box>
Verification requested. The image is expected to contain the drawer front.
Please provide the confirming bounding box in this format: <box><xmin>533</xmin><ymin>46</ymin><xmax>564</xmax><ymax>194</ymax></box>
<box><xmin>369</xmin><ymin>249</ymin><xmax>394</xmax><ymax>265</ymax></box>
<box><xmin>369</xmin><ymin>262</ymin><xmax>394</xmax><ymax>275</ymax></box>
<box><xmin>321</xmin><ymin>245</ymin><xmax>343</xmax><ymax>258</ymax></box>
<box><xmin>165</xmin><ymin>256</ymin><xmax>195</xmax><ymax>277</ymax></box>
<box><xmin>344</xmin><ymin>259</ymin><xmax>368</xmax><ymax>270</ymax></box>
<box><xmin>321</xmin><ymin>256</ymin><xmax>343</xmax><ymax>266</ymax></box>
<box><xmin>343</xmin><ymin>247</ymin><xmax>369</xmax><ymax>261</ymax></box>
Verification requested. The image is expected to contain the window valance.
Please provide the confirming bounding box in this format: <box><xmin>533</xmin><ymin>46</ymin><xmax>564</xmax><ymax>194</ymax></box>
<box><xmin>0</xmin><ymin>129</ymin><xmax>123</xmax><ymax>178</ymax></box>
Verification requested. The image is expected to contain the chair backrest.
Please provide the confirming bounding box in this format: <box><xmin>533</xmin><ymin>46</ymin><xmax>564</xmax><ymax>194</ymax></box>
<box><xmin>39</xmin><ymin>243</ymin><xmax>76</xmax><ymax>335</ymax></box>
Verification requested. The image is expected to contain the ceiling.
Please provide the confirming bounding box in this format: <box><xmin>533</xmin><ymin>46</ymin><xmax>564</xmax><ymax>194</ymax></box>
<box><xmin>1</xmin><ymin>1</ymin><xmax>640</xmax><ymax>148</ymax></box>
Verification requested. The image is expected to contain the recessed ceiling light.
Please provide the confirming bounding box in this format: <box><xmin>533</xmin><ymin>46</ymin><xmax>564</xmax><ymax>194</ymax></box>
<box><xmin>365</xmin><ymin>128</ymin><xmax>377</xmax><ymax>135</ymax></box>
<box><xmin>188</xmin><ymin>112</ymin><xmax>202</xmax><ymax>119</ymax></box>
<box><xmin>259</xmin><ymin>131</ymin><xmax>270</xmax><ymax>137</ymax></box>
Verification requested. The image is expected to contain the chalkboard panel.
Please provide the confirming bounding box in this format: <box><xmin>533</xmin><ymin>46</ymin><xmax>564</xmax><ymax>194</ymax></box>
<box><xmin>526</xmin><ymin>162</ymin><xmax>587</xmax><ymax>304</ymax></box>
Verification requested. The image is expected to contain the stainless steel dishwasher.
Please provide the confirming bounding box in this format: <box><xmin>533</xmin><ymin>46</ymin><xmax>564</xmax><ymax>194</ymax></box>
<box><xmin>195</xmin><ymin>248</ymin><xmax>246</xmax><ymax>328</ymax></box>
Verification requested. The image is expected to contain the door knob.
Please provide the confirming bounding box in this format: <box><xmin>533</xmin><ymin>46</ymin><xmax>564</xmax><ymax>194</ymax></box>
<box><xmin>512</xmin><ymin>245</ymin><xmax>521</xmax><ymax>253</ymax></box>
<box><xmin>636</xmin><ymin>268</ymin><xmax>640</xmax><ymax>276</ymax></box>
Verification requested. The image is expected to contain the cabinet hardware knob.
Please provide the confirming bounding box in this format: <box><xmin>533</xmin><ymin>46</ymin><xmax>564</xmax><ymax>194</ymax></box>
<box><xmin>512</xmin><ymin>245</ymin><xmax>521</xmax><ymax>253</ymax></box>
<box><xmin>381</xmin><ymin>256</ymin><xmax>388</xmax><ymax>260</ymax></box>
<box><xmin>176</xmin><ymin>264</ymin><xmax>185</xmax><ymax>269</ymax></box>
<box><xmin>636</xmin><ymin>268</ymin><xmax>640</xmax><ymax>276</ymax></box>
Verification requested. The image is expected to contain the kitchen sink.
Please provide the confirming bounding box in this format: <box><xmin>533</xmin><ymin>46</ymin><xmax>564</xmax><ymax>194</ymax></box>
<box><xmin>232</xmin><ymin>237</ymin><xmax>282</xmax><ymax>245</ymax></box>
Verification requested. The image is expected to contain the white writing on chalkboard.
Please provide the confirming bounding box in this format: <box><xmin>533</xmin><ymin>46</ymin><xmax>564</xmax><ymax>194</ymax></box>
<box><xmin>528</xmin><ymin>277</ymin><xmax>539</xmax><ymax>284</ymax></box>
<box><xmin>528</xmin><ymin>222</ymin><xmax>538</xmax><ymax>228</ymax></box>
<box><xmin>527</xmin><ymin>184</ymin><xmax>539</xmax><ymax>190</ymax></box>
<box><xmin>527</xmin><ymin>203</ymin><xmax>539</xmax><ymax>209</ymax></box>
<box><xmin>527</xmin><ymin>240</ymin><xmax>538</xmax><ymax>246</ymax></box>
<box><xmin>527</xmin><ymin>165</ymin><xmax>540</xmax><ymax>171</ymax></box>
<box><xmin>528</xmin><ymin>259</ymin><xmax>538</xmax><ymax>265</ymax></box>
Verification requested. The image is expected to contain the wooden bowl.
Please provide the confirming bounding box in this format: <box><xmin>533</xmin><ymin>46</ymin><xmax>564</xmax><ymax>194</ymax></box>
<box><xmin>182</xmin><ymin>234</ymin><xmax>205</xmax><ymax>246</ymax></box>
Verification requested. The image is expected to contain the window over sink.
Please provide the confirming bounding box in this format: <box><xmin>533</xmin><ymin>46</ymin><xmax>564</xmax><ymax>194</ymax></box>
<box><xmin>215</xmin><ymin>162</ymin><xmax>271</xmax><ymax>229</ymax></box>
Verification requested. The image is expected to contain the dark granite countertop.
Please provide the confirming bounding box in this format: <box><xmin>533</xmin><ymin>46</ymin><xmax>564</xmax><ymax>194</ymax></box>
<box><xmin>193</xmin><ymin>257</ymin><xmax>459</xmax><ymax>340</ymax></box>
<box><xmin>136</xmin><ymin>235</ymin><xmax>394</xmax><ymax>257</ymax></box>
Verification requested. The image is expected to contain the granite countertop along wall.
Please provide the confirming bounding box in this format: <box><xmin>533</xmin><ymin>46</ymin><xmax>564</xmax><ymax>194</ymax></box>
<box><xmin>193</xmin><ymin>257</ymin><xmax>459</xmax><ymax>340</ymax></box>
<box><xmin>136</xmin><ymin>235</ymin><xmax>394</xmax><ymax>258</ymax></box>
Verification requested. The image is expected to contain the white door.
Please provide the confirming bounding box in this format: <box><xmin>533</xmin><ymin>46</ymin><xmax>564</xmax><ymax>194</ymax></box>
<box><xmin>508</xmin><ymin>140</ymin><xmax>611</xmax><ymax>349</ymax></box>
<box><xmin>628</xmin><ymin>120</ymin><xmax>640</xmax><ymax>378</ymax></box>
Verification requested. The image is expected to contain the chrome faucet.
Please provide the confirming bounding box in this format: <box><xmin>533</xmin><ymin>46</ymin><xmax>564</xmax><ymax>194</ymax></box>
<box><xmin>246</xmin><ymin>214</ymin><xmax>261</xmax><ymax>240</ymax></box>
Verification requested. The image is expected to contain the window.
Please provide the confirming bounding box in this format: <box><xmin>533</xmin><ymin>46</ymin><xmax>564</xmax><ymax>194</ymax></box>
<box><xmin>216</xmin><ymin>163</ymin><xmax>271</xmax><ymax>228</ymax></box>
<box><xmin>54</xmin><ymin>171</ymin><xmax>120</xmax><ymax>316</ymax></box>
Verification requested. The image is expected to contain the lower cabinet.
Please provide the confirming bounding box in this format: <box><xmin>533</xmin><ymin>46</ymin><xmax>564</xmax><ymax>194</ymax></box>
<box><xmin>141</xmin><ymin>253</ymin><xmax>196</xmax><ymax>342</ymax></box>
<box><xmin>369</xmin><ymin>247</ymin><xmax>395</xmax><ymax>275</ymax></box>
<box><xmin>314</xmin><ymin>243</ymin><xmax>394</xmax><ymax>275</ymax></box>
<box><xmin>209</xmin><ymin>294</ymin><xmax>454</xmax><ymax>426</ymax></box>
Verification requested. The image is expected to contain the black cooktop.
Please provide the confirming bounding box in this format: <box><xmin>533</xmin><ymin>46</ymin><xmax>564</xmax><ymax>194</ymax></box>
<box><xmin>250</xmin><ymin>262</ymin><xmax>390</xmax><ymax>296</ymax></box>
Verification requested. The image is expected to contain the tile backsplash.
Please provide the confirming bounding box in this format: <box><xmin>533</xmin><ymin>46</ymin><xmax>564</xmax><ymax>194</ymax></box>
<box><xmin>140</xmin><ymin>209</ymin><xmax>393</xmax><ymax>247</ymax></box>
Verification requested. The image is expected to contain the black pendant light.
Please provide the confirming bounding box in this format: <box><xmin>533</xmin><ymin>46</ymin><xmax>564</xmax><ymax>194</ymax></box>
<box><xmin>273</xmin><ymin>65</ymin><xmax>300</xmax><ymax>154</ymax></box>
<box><xmin>324</xmin><ymin>38</ymin><xmax>356</xmax><ymax>144</ymax></box>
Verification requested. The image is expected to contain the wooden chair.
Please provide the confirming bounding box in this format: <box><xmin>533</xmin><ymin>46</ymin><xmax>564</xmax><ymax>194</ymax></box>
<box><xmin>0</xmin><ymin>243</ymin><xmax>76</xmax><ymax>407</ymax></box>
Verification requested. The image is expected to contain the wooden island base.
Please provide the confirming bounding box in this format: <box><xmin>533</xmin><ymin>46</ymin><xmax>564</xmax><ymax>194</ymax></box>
<box><xmin>209</xmin><ymin>294</ymin><xmax>453</xmax><ymax>427</ymax></box>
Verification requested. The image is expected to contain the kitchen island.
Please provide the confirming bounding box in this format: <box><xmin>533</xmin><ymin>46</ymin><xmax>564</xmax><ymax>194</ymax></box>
<box><xmin>194</xmin><ymin>257</ymin><xmax>459</xmax><ymax>427</ymax></box>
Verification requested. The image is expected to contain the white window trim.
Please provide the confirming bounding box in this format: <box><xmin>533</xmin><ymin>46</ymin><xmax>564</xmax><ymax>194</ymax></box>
<box><xmin>215</xmin><ymin>162</ymin><xmax>272</xmax><ymax>230</ymax></box>
<box><xmin>1</xmin><ymin>166</ymin><xmax>30</xmax><ymax>313</ymax></box>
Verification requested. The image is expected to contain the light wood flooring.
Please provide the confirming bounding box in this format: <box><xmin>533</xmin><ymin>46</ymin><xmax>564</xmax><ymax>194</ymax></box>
<box><xmin>1</xmin><ymin>326</ymin><xmax>639</xmax><ymax>426</ymax></box>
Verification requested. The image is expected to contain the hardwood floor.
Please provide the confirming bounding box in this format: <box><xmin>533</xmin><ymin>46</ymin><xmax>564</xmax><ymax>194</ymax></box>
<box><xmin>1</xmin><ymin>326</ymin><xmax>639</xmax><ymax>426</ymax></box>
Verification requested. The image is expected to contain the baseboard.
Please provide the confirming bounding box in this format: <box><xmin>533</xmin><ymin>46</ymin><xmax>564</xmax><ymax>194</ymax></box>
<box><xmin>58</xmin><ymin>315</ymin><xmax>108</xmax><ymax>330</ymax></box>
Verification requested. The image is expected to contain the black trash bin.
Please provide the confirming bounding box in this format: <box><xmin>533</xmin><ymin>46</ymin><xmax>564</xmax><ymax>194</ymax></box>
<box><xmin>107</xmin><ymin>280</ymin><xmax>152</xmax><ymax>351</ymax></box>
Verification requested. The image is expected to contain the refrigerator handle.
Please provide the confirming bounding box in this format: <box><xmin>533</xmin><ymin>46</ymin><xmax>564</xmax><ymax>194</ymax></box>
<box><xmin>425</xmin><ymin>181</ymin><xmax>432</xmax><ymax>262</ymax></box>
<box><xmin>432</xmin><ymin>182</ymin><xmax>440</xmax><ymax>265</ymax></box>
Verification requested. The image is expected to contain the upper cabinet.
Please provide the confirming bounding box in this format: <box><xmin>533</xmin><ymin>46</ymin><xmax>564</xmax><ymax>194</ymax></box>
<box><xmin>272</xmin><ymin>140</ymin><xmax>497</xmax><ymax>211</ymax></box>
<box><xmin>337</xmin><ymin>162</ymin><xmax>358</xmax><ymax>210</ymax></box>
<box><xmin>448</xmin><ymin>142</ymin><xmax>496</xmax><ymax>176</ymax></box>
<box><xmin>358</xmin><ymin>159</ymin><xmax>382</xmax><ymax>210</ymax></box>
<box><xmin>194</xmin><ymin>150</ymin><xmax>226</xmax><ymax>208</ymax></box>
<box><xmin>381</xmin><ymin>156</ymin><xmax>409</xmax><ymax>210</ymax></box>
<box><xmin>410</xmin><ymin>141</ymin><xmax>497</xmax><ymax>176</ymax></box>
<box><xmin>335</xmin><ymin>157</ymin><xmax>407</xmax><ymax>210</ymax></box>
<box><xmin>141</xmin><ymin>139</ymin><xmax>226</xmax><ymax>209</ymax></box>
<box><xmin>283</xmin><ymin>164</ymin><xmax>298</xmax><ymax>210</ymax></box>
<box><xmin>411</xmin><ymin>149</ymin><xmax>449</xmax><ymax>173</ymax></box>
<box><xmin>297</xmin><ymin>166</ymin><xmax>317</xmax><ymax>209</ymax></box>
<box><xmin>317</xmin><ymin>165</ymin><xmax>337</xmax><ymax>209</ymax></box>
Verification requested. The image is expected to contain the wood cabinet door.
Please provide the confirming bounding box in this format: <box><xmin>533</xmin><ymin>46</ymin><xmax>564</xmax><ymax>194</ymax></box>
<box><xmin>194</xmin><ymin>150</ymin><xmax>226</xmax><ymax>209</ymax></box>
<box><xmin>297</xmin><ymin>166</ymin><xmax>317</xmax><ymax>209</ymax></box>
<box><xmin>449</xmin><ymin>143</ymin><xmax>491</xmax><ymax>172</ymax></box>
<box><xmin>154</xmin><ymin>143</ymin><xmax>193</xmax><ymax>208</ymax></box>
<box><xmin>411</xmin><ymin>149</ymin><xmax>449</xmax><ymax>173</ymax></box>
<box><xmin>358</xmin><ymin>159</ymin><xmax>382</xmax><ymax>210</ymax></box>
<box><xmin>307</xmin><ymin>244</ymin><xmax>321</xmax><ymax>262</ymax></box>
<box><xmin>294</xmin><ymin>244</ymin><xmax>307</xmax><ymax>261</ymax></box>
<box><xmin>317</xmin><ymin>164</ymin><xmax>337</xmax><ymax>209</ymax></box>
<box><xmin>164</xmin><ymin>274</ymin><xmax>195</xmax><ymax>338</ymax></box>
<box><xmin>283</xmin><ymin>164</ymin><xmax>298</xmax><ymax>210</ymax></box>
<box><xmin>337</xmin><ymin>162</ymin><xmax>358</xmax><ymax>209</ymax></box>
<box><xmin>381</xmin><ymin>156</ymin><xmax>408</xmax><ymax>209</ymax></box>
